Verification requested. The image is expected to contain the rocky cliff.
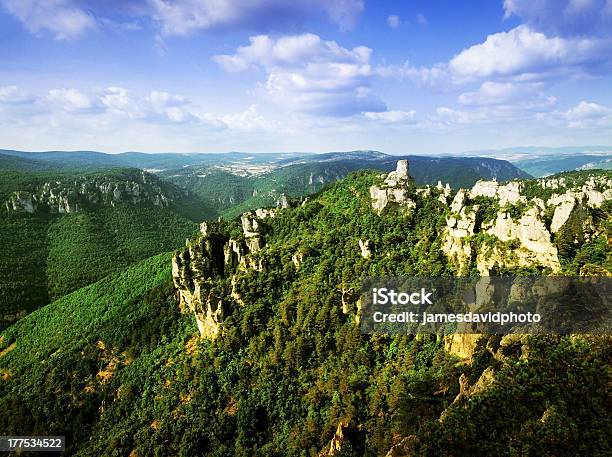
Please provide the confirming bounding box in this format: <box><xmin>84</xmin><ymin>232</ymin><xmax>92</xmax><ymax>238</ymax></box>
<box><xmin>172</xmin><ymin>209</ymin><xmax>278</xmax><ymax>338</ymax></box>
<box><xmin>174</xmin><ymin>163</ymin><xmax>611</xmax><ymax>342</ymax></box>
<box><xmin>441</xmin><ymin>173</ymin><xmax>611</xmax><ymax>277</ymax></box>
<box><xmin>4</xmin><ymin>169</ymin><xmax>179</xmax><ymax>214</ymax></box>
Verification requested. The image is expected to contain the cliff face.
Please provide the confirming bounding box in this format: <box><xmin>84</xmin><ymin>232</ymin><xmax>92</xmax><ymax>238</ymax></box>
<box><xmin>441</xmin><ymin>174</ymin><xmax>611</xmax><ymax>277</ymax></box>
<box><xmin>4</xmin><ymin>170</ymin><xmax>179</xmax><ymax>214</ymax></box>
<box><xmin>440</xmin><ymin>173</ymin><xmax>611</xmax><ymax>360</ymax></box>
<box><xmin>172</xmin><ymin>210</ymin><xmax>276</xmax><ymax>338</ymax></box>
<box><xmin>173</xmin><ymin>163</ymin><xmax>611</xmax><ymax>342</ymax></box>
<box><xmin>369</xmin><ymin>160</ymin><xmax>416</xmax><ymax>215</ymax></box>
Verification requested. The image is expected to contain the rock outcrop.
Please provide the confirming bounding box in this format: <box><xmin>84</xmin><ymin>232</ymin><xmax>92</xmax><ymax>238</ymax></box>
<box><xmin>4</xmin><ymin>170</ymin><xmax>178</xmax><ymax>214</ymax></box>
<box><xmin>370</xmin><ymin>160</ymin><xmax>416</xmax><ymax>215</ymax></box>
<box><xmin>440</xmin><ymin>174</ymin><xmax>612</xmax><ymax>276</ymax></box>
<box><xmin>173</xmin><ymin>210</ymin><xmax>276</xmax><ymax>338</ymax></box>
<box><xmin>358</xmin><ymin>239</ymin><xmax>372</xmax><ymax>258</ymax></box>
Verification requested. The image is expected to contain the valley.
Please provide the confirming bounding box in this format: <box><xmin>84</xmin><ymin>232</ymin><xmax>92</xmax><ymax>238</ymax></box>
<box><xmin>0</xmin><ymin>154</ymin><xmax>610</xmax><ymax>456</ymax></box>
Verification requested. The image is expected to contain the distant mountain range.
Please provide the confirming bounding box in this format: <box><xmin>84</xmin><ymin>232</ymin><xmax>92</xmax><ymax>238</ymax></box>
<box><xmin>456</xmin><ymin>146</ymin><xmax>612</xmax><ymax>177</ymax></box>
<box><xmin>1</xmin><ymin>149</ymin><xmax>530</xmax><ymax>217</ymax></box>
<box><xmin>0</xmin><ymin>148</ymin><xmax>533</xmax><ymax>325</ymax></box>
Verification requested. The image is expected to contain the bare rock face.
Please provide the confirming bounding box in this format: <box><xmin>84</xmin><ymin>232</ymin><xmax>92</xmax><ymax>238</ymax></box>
<box><xmin>370</xmin><ymin>160</ymin><xmax>416</xmax><ymax>215</ymax></box>
<box><xmin>478</xmin><ymin>208</ymin><xmax>561</xmax><ymax>275</ymax></box>
<box><xmin>319</xmin><ymin>421</ymin><xmax>353</xmax><ymax>457</ymax></box>
<box><xmin>5</xmin><ymin>191</ymin><xmax>37</xmax><ymax>213</ymax></box>
<box><xmin>444</xmin><ymin>334</ymin><xmax>482</xmax><ymax>360</ymax></box>
<box><xmin>240</xmin><ymin>208</ymin><xmax>276</xmax><ymax>253</ymax></box>
<box><xmin>439</xmin><ymin>175</ymin><xmax>612</xmax><ymax>276</ymax></box>
<box><xmin>4</xmin><ymin>171</ymin><xmax>176</xmax><ymax>214</ymax></box>
<box><xmin>436</xmin><ymin>181</ymin><xmax>452</xmax><ymax>204</ymax></box>
<box><xmin>358</xmin><ymin>239</ymin><xmax>372</xmax><ymax>258</ymax></box>
<box><xmin>173</xmin><ymin>209</ymin><xmax>277</xmax><ymax>338</ymax></box>
<box><xmin>441</xmin><ymin>194</ymin><xmax>478</xmax><ymax>275</ymax></box>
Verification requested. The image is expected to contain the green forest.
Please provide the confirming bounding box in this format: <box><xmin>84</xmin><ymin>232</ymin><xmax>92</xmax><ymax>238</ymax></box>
<box><xmin>1</xmin><ymin>168</ymin><xmax>610</xmax><ymax>456</ymax></box>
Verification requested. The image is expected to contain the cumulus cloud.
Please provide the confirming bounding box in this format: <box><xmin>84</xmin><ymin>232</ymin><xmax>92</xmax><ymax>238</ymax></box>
<box><xmin>0</xmin><ymin>0</ymin><xmax>95</xmax><ymax>40</ymax></box>
<box><xmin>387</xmin><ymin>15</ymin><xmax>400</xmax><ymax>29</ymax></box>
<box><xmin>389</xmin><ymin>21</ymin><xmax>612</xmax><ymax>117</ymax></box>
<box><xmin>213</xmin><ymin>33</ymin><xmax>372</xmax><ymax>72</ymax></box>
<box><xmin>148</xmin><ymin>0</ymin><xmax>364</xmax><ymax>36</ymax></box>
<box><xmin>448</xmin><ymin>25</ymin><xmax>612</xmax><ymax>83</ymax></box>
<box><xmin>563</xmin><ymin>100</ymin><xmax>612</xmax><ymax>127</ymax></box>
<box><xmin>432</xmin><ymin>107</ymin><xmax>486</xmax><ymax>125</ymax></box>
<box><xmin>221</xmin><ymin>104</ymin><xmax>274</xmax><ymax>131</ymax></box>
<box><xmin>503</xmin><ymin>0</ymin><xmax>612</xmax><ymax>37</ymax></box>
<box><xmin>97</xmin><ymin>87</ymin><xmax>203</xmax><ymax>124</ymax></box>
<box><xmin>214</xmin><ymin>33</ymin><xmax>387</xmax><ymax>116</ymax></box>
<box><xmin>47</xmin><ymin>88</ymin><xmax>94</xmax><ymax>111</ymax></box>
<box><xmin>0</xmin><ymin>84</ymin><xmax>276</xmax><ymax>133</ymax></box>
<box><xmin>100</xmin><ymin>87</ymin><xmax>133</xmax><ymax>114</ymax></box>
<box><xmin>0</xmin><ymin>86</ymin><xmax>36</xmax><ymax>104</ymax></box>
<box><xmin>457</xmin><ymin>81</ymin><xmax>550</xmax><ymax>106</ymax></box>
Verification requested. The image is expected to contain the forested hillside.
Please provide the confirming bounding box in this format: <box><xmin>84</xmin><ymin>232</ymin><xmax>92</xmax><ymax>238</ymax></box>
<box><xmin>0</xmin><ymin>164</ymin><xmax>609</xmax><ymax>456</ymax></box>
<box><xmin>0</xmin><ymin>168</ymin><xmax>206</xmax><ymax>329</ymax></box>
<box><xmin>163</xmin><ymin>153</ymin><xmax>531</xmax><ymax>219</ymax></box>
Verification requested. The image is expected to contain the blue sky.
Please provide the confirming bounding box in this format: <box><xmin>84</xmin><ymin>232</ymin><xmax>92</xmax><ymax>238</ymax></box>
<box><xmin>0</xmin><ymin>0</ymin><xmax>611</xmax><ymax>154</ymax></box>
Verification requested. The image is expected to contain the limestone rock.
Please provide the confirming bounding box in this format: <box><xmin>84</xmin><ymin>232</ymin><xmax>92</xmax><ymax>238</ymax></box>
<box><xmin>441</xmin><ymin>204</ymin><xmax>477</xmax><ymax>275</ymax></box>
<box><xmin>469</xmin><ymin>180</ymin><xmax>498</xmax><ymax>198</ymax></box>
<box><xmin>444</xmin><ymin>334</ymin><xmax>482</xmax><ymax>360</ymax></box>
<box><xmin>358</xmin><ymin>239</ymin><xmax>372</xmax><ymax>258</ymax></box>
<box><xmin>319</xmin><ymin>421</ymin><xmax>350</xmax><ymax>457</ymax></box>
<box><xmin>5</xmin><ymin>191</ymin><xmax>37</xmax><ymax>213</ymax></box>
<box><xmin>174</xmin><ymin>209</ymin><xmax>279</xmax><ymax>338</ymax></box>
<box><xmin>550</xmin><ymin>196</ymin><xmax>576</xmax><ymax>233</ymax></box>
<box><xmin>292</xmin><ymin>252</ymin><xmax>304</xmax><ymax>269</ymax></box>
<box><xmin>370</xmin><ymin>160</ymin><xmax>415</xmax><ymax>215</ymax></box>
<box><xmin>4</xmin><ymin>171</ymin><xmax>176</xmax><ymax>214</ymax></box>
<box><xmin>385</xmin><ymin>436</ymin><xmax>419</xmax><ymax>457</ymax></box>
<box><xmin>484</xmin><ymin>208</ymin><xmax>560</xmax><ymax>272</ymax></box>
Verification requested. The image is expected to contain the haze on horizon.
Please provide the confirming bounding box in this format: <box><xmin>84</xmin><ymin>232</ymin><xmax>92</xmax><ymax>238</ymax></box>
<box><xmin>1</xmin><ymin>0</ymin><xmax>612</xmax><ymax>154</ymax></box>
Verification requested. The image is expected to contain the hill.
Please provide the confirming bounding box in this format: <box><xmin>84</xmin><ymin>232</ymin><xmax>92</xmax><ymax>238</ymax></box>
<box><xmin>163</xmin><ymin>152</ymin><xmax>531</xmax><ymax>218</ymax></box>
<box><xmin>0</xmin><ymin>149</ymin><xmax>306</xmax><ymax>172</ymax></box>
<box><xmin>0</xmin><ymin>168</ymin><xmax>211</xmax><ymax>329</ymax></box>
<box><xmin>514</xmin><ymin>154</ymin><xmax>612</xmax><ymax>177</ymax></box>
<box><xmin>0</xmin><ymin>163</ymin><xmax>610</xmax><ymax>456</ymax></box>
<box><xmin>457</xmin><ymin>146</ymin><xmax>612</xmax><ymax>177</ymax></box>
<box><xmin>1</xmin><ymin>149</ymin><xmax>531</xmax><ymax>220</ymax></box>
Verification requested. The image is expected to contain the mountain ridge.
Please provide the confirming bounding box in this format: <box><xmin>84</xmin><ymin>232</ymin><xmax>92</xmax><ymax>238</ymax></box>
<box><xmin>0</xmin><ymin>164</ymin><xmax>610</xmax><ymax>456</ymax></box>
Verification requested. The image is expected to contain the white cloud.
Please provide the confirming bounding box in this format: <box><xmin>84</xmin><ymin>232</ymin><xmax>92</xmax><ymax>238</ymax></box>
<box><xmin>47</xmin><ymin>88</ymin><xmax>93</xmax><ymax>111</ymax></box>
<box><xmin>503</xmin><ymin>0</ymin><xmax>612</xmax><ymax>37</ymax></box>
<box><xmin>448</xmin><ymin>25</ymin><xmax>611</xmax><ymax>83</ymax></box>
<box><xmin>1</xmin><ymin>84</ymin><xmax>278</xmax><ymax>132</ymax></box>
<box><xmin>213</xmin><ymin>33</ymin><xmax>371</xmax><ymax>72</ymax></box>
<box><xmin>432</xmin><ymin>107</ymin><xmax>485</xmax><ymax>125</ymax></box>
<box><xmin>563</xmin><ymin>100</ymin><xmax>612</xmax><ymax>127</ymax></box>
<box><xmin>1</xmin><ymin>0</ymin><xmax>95</xmax><ymax>40</ymax></box>
<box><xmin>148</xmin><ymin>90</ymin><xmax>188</xmax><ymax>109</ymax></box>
<box><xmin>99</xmin><ymin>87</ymin><xmax>141</xmax><ymax>117</ymax></box>
<box><xmin>2</xmin><ymin>0</ymin><xmax>363</xmax><ymax>41</ymax></box>
<box><xmin>148</xmin><ymin>0</ymin><xmax>364</xmax><ymax>36</ymax></box>
<box><xmin>0</xmin><ymin>86</ymin><xmax>35</xmax><ymax>104</ymax></box>
<box><xmin>98</xmin><ymin>87</ymin><xmax>201</xmax><ymax>124</ymax></box>
<box><xmin>416</xmin><ymin>13</ymin><xmax>427</xmax><ymax>25</ymax></box>
<box><xmin>363</xmin><ymin>110</ymin><xmax>416</xmax><ymax>123</ymax></box>
<box><xmin>221</xmin><ymin>104</ymin><xmax>273</xmax><ymax>131</ymax></box>
<box><xmin>215</xmin><ymin>33</ymin><xmax>387</xmax><ymax>116</ymax></box>
<box><xmin>458</xmin><ymin>81</ymin><xmax>545</xmax><ymax>106</ymax></box>
<box><xmin>387</xmin><ymin>15</ymin><xmax>400</xmax><ymax>29</ymax></box>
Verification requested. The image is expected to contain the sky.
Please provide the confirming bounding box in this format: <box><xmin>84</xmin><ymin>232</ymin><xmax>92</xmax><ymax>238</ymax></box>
<box><xmin>0</xmin><ymin>0</ymin><xmax>611</xmax><ymax>154</ymax></box>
